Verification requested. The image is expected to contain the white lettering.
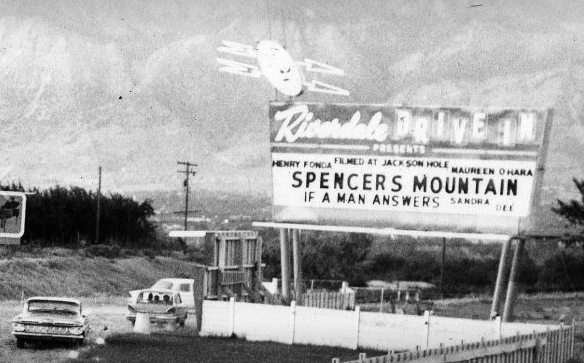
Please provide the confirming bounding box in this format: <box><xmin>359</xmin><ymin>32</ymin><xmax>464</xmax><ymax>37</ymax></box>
<box><xmin>518</xmin><ymin>112</ymin><xmax>535</xmax><ymax>142</ymax></box>
<box><xmin>395</xmin><ymin>110</ymin><xmax>412</xmax><ymax>138</ymax></box>
<box><xmin>435</xmin><ymin>112</ymin><xmax>446</xmax><ymax>138</ymax></box>
<box><xmin>452</xmin><ymin>117</ymin><xmax>468</xmax><ymax>144</ymax></box>
<box><xmin>274</xmin><ymin>105</ymin><xmax>389</xmax><ymax>143</ymax></box>
<box><xmin>413</xmin><ymin>117</ymin><xmax>429</xmax><ymax>144</ymax></box>
<box><xmin>501</xmin><ymin>119</ymin><xmax>512</xmax><ymax>146</ymax></box>
<box><xmin>472</xmin><ymin>113</ymin><xmax>486</xmax><ymax>141</ymax></box>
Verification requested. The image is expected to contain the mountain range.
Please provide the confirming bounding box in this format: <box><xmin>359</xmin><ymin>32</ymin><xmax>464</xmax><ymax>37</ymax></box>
<box><xmin>1</xmin><ymin>0</ymin><xmax>584</xmax><ymax>234</ymax></box>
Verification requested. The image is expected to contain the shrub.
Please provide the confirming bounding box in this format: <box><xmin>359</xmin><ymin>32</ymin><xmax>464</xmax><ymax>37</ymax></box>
<box><xmin>143</xmin><ymin>249</ymin><xmax>156</xmax><ymax>260</ymax></box>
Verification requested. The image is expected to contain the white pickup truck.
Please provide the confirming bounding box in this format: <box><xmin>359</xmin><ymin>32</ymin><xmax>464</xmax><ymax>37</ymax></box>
<box><xmin>128</xmin><ymin>278</ymin><xmax>195</xmax><ymax>310</ymax></box>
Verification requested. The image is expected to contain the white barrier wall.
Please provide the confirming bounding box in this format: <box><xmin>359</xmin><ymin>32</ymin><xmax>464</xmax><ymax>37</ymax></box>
<box><xmin>293</xmin><ymin>305</ymin><xmax>358</xmax><ymax>348</ymax></box>
<box><xmin>201</xmin><ymin>300</ymin><xmax>231</xmax><ymax>337</ymax></box>
<box><xmin>200</xmin><ymin>300</ymin><xmax>555</xmax><ymax>351</ymax></box>
<box><xmin>234</xmin><ymin>301</ymin><xmax>290</xmax><ymax>344</ymax></box>
<box><xmin>358</xmin><ymin>312</ymin><xmax>427</xmax><ymax>350</ymax></box>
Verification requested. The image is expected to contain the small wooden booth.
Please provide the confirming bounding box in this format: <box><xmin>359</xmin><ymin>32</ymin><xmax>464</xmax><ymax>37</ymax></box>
<box><xmin>169</xmin><ymin>230</ymin><xmax>263</xmax><ymax>302</ymax></box>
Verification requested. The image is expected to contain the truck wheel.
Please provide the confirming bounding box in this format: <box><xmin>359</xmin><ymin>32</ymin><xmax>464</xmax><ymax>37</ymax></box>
<box><xmin>16</xmin><ymin>338</ymin><xmax>25</xmax><ymax>349</ymax></box>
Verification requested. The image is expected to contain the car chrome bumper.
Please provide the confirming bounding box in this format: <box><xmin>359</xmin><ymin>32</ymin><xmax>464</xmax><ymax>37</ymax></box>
<box><xmin>13</xmin><ymin>332</ymin><xmax>84</xmax><ymax>341</ymax></box>
<box><xmin>126</xmin><ymin>313</ymin><xmax>179</xmax><ymax>323</ymax></box>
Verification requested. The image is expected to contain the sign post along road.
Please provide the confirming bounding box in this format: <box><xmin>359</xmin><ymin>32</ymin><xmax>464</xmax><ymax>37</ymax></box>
<box><xmin>0</xmin><ymin>191</ymin><xmax>26</xmax><ymax>243</ymax></box>
<box><xmin>269</xmin><ymin>102</ymin><xmax>553</xmax><ymax>235</ymax></box>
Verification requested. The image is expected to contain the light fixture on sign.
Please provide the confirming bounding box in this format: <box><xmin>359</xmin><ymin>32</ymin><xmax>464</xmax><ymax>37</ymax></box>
<box><xmin>256</xmin><ymin>40</ymin><xmax>304</xmax><ymax>97</ymax></box>
<box><xmin>216</xmin><ymin>40</ymin><xmax>349</xmax><ymax>97</ymax></box>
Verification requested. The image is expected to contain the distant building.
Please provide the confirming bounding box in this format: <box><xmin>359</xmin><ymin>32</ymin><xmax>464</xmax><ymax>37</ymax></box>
<box><xmin>367</xmin><ymin>280</ymin><xmax>436</xmax><ymax>291</ymax></box>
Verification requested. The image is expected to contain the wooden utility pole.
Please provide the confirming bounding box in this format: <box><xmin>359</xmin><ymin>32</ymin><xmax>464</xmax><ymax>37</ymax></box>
<box><xmin>177</xmin><ymin>161</ymin><xmax>197</xmax><ymax>230</ymax></box>
<box><xmin>95</xmin><ymin>166</ymin><xmax>102</xmax><ymax>244</ymax></box>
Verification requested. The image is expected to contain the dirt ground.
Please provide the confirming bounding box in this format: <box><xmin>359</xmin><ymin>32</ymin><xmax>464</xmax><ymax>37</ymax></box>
<box><xmin>0</xmin><ymin>296</ymin><xmax>200</xmax><ymax>363</ymax></box>
<box><xmin>0</xmin><ymin>293</ymin><xmax>583</xmax><ymax>363</ymax></box>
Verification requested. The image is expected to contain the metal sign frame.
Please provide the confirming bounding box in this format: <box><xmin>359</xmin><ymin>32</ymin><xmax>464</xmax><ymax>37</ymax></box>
<box><xmin>268</xmin><ymin>102</ymin><xmax>554</xmax><ymax>235</ymax></box>
<box><xmin>0</xmin><ymin>190</ymin><xmax>26</xmax><ymax>239</ymax></box>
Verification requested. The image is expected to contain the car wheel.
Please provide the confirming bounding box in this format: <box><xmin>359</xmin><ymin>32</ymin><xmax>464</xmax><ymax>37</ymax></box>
<box><xmin>16</xmin><ymin>338</ymin><xmax>25</xmax><ymax>349</ymax></box>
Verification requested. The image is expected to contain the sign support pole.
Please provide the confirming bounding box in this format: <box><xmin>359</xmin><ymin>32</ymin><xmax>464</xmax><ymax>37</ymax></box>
<box><xmin>279</xmin><ymin>228</ymin><xmax>290</xmax><ymax>302</ymax></box>
<box><xmin>490</xmin><ymin>237</ymin><xmax>513</xmax><ymax>319</ymax></box>
<box><xmin>502</xmin><ymin>237</ymin><xmax>526</xmax><ymax>322</ymax></box>
<box><xmin>292</xmin><ymin>229</ymin><xmax>302</xmax><ymax>305</ymax></box>
<box><xmin>439</xmin><ymin>237</ymin><xmax>446</xmax><ymax>298</ymax></box>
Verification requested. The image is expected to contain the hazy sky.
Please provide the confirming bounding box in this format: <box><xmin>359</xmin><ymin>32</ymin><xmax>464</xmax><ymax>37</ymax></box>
<box><xmin>0</xmin><ymin>0</ymin><xmax>582</xmax><ymax>202</ymax></box>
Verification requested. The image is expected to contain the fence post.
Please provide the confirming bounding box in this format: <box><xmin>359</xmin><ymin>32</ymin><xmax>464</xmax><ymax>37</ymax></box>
<box><xmin>494</xmin><ymin>316</ymin><xmax>502</xmax><ymax>339</ymax></box>
<box><xmin>424</xmin><ymin>310</ymin><xmax>431</xmax><ymax>349</ymax></box>
<box><xmin>271</xmin><ymin>278</ymin><xmax>278</xmax><ymax>294</ymax></box>
<box><xmin>354</xmin><ymin>305</ymin><xmax>361</xmax><ymax>350</ymax></box>
<box><xmin>544</xmin><ymin>326</ymin><xmax>552</xmax><ymax>363</ymax></box>
<box><xmin>560</xmin><ymin>323</ymin><xmax>565</xmax><ymax>363</ymax></box>
<box><xmin>290</xmin><ymin>301</ymin><xmax>296</xmax><ymax>345</ymax></box>
<box><xmin>380</xmin><ymin>288</ymin><xmax>385</xmax><ymax>312</ymax></box>
<box><xmin>534</xmin><ymin>331</ymin><xmax>542</xmax><ymax>363</ymax></box>
<box><xmin>570</xmin><ymin>321</ymin><xmax>575</xmax><ymax>359</ymax></box>
<box><xmin>229</xmin><ymin>297</ymin><xmax>235</xmax><ymax>337</ymax></box>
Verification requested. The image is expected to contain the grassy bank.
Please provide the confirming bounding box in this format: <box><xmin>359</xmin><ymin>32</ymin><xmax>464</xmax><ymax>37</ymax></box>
<box><xmin>0</xmin><ymin>253</ymin><xmax>200</xmax><ymax>300</ymax></box>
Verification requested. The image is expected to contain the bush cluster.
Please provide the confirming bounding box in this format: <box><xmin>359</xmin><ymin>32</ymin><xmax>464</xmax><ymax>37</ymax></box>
<box><xmin>2</xmin><ymin>183</ymin><xmax>160</xmax><ymax>248</ymax></box>
<box><xmin>262</xmin><ymin>230</ymin><xmax>584</xmax><ymax>296</ymax></box>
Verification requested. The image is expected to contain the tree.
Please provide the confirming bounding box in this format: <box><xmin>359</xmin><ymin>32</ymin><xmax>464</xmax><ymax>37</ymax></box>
<box><xmin>262</xmin><ymin>231</ymin><xmax>373</xmax><ymax>286</ymax></box>
<box><xmin>552</xmin><ymin>178</ymin><xmax>584</xmax><ymax>245</ymax></box>
<box><xmin>1</xmin><ymin>183</ymin><xmax>159</xmax><ymax>247</ymax></box>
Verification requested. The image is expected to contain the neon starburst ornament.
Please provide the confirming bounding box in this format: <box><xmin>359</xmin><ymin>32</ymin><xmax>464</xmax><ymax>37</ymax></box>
<box><xmin>216</xmin><ymin>40</ymin><xmax>349</xmax><ymax>97</ymax></box>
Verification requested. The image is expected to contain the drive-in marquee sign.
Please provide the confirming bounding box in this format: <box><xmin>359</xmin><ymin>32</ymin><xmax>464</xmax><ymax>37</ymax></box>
<box><xmin>269</xmin><ymin>102</ymin><xmax>553</xmax><ymax>235</ymax></box>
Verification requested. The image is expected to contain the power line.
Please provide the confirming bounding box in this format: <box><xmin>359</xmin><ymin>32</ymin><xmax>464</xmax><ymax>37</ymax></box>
<box><xmin>177</xmin><ymin>161</ymin><xmax>197</xmax><ymax>231</ymax></box>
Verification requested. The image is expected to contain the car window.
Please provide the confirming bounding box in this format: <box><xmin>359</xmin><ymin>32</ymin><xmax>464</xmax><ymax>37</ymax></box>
<box><xmin>27</xmin><ymin>301</ymin><xmax>80</xmax><ymax>315</ymax></box>
<box><xmin>138</xmin><ymin>292</ymin><xmax>173</xmax><ymax>304</ymax></box>
<box><xmin>179</xmin><ymin>283</ymin><xmax>191</xmax><ymax>292</ymax></box>
<box><xmin>151</xmin><ymin>280</ymin><xmax>173</xmax><ymax>290</ymax></box>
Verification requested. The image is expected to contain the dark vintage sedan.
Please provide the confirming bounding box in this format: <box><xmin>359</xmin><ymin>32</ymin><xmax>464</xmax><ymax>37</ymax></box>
<box><xmin>12</xmin><ymin>297</ymin><xmax>90</xmax><ymax>348</ymax></box>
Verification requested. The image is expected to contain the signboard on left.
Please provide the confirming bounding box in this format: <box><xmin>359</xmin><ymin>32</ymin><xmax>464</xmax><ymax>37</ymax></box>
<box><xmin>0</xmin><ymin>191</ymin><xmax>26</xmax><ymax>241</ymax></box>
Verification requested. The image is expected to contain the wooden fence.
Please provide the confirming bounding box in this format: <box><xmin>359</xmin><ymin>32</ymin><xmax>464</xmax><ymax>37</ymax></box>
<box><xmin>302</xmin><ymin>291</ymin><xmax>355</xmax><ymax>310</ymax></box>
<box><xmin>335</xmin><ymin>324</ymin><xmax>575</xmax><ymax>363</ymax></box>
